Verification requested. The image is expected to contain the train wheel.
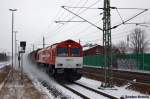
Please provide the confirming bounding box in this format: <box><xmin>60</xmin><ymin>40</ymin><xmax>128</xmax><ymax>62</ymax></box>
<box><xmin>46</xmin><ymin>65</ymin><xmax>49</xmax><ymax>74</ymax></box>
<box><xmin>48</xmin><ymin>65</ymin><xmax>55</xmax><ymax>76</ymax></box>
<box><xmin>51</xmin><ymin>68</ymin><xmax>55</xmax><ymax>76</ymax></box>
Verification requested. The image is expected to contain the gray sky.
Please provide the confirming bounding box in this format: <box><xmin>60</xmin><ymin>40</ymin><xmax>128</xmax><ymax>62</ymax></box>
<box><xmin>0</xmin><ymin>0</ymin><xmax>150</xmax><ymax>53</ymax></box>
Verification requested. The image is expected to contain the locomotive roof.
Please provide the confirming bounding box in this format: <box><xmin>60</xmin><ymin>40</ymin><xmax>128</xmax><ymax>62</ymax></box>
<box><xmin>51</xmin><ymin>39</ymin><xmax>81</xmax><ymax>47</ymax></box>
<box><xmin>37</xmin><ymin>39</ymin><xmax>81</xmax><ymax>53</ymax></box>
<box><xmin>59</xmin><ymin>39</ymin><xmax>79</xmax><ymax>44</ymax></box>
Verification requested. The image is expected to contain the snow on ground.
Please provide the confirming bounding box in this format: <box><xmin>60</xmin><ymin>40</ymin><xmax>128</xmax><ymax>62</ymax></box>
<box><xmin>33</xmin><ymin>79</ymin><xmax>54</xmax><ymax>99</ymax></box>
<box><xmin>0</xmin><ymin>70</ymin><xmax>45</xmax><ymax>99</ymax></box>
<box><xmin>0</xmin><ymin>64</ymin><xmax>10</xmax><ymax>91</ymax></box>
<box><xmin>26</xmin><ymin>65</ymin><xmax>81</xmax><ymax>99</ymax></box>
<box><xmin>66</xmin><ymin>84</ymin><xmax>107</xmax><ymax>99</ymax></box>
<box><xmin>76</xmin><ymin>77</ymin><xmax>150</xmax><ymax>99</ymax></box>
<box><xmin>24</xmin><ymin>66</ymin><xmax>82</xmax><ymax>99</ymax></box>
<box><xmin>23</xmin><ymin>54</ymin><xmax>82</xmax><ymax>99</ymax></box>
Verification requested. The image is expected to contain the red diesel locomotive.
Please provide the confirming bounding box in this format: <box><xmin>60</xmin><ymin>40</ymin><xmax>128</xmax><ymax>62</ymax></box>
<box><xmin>30</xmin><ymin>39</ymin><xmax>83</xmax><ymax>81</ymax></box>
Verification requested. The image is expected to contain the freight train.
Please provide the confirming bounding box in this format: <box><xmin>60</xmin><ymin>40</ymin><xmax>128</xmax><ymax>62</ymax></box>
<box><xmin>29</xmin><ymin>39</ymin><xmax>83</xmax><ymax>81</ymax></box>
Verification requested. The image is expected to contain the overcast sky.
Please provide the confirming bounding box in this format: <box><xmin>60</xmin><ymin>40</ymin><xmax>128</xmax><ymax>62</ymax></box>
<box><xmin>0</xmin><ymin>0</ymin><xmax>150</xmax><ymax>53</ymax></box>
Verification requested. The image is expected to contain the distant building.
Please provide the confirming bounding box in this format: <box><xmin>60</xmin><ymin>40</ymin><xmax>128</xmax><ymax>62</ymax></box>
<box><xmin>83</xmin><ymin>45</ymin><xmax>120</xmax><ymax>56</ymax></box>
<box><xmin>83</xmin><ymin>45</ymin><xmax>103</xmax><ymax>56</ymax></box>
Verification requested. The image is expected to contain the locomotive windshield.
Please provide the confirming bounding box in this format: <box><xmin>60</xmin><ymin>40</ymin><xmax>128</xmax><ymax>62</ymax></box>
<box><xmin>57</xmin><ymin>48</ymin><xmax>68</xmax><ymax>56</ymax></box>
<box><xmin>71</xmin><ymin>48</ymin><xmax>80</xmax><ymax>56</ymax></box>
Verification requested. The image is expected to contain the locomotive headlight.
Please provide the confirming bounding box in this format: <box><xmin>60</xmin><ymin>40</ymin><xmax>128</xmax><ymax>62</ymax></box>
<box><xmin>57</xmin><ymin>63</ymin><xmax>63</xmax><ymax>66</ymax></box>
<box><xmin>76</xmin><ymin>64</ymin><xmax>81</xmax><ymax>66</ymax></box>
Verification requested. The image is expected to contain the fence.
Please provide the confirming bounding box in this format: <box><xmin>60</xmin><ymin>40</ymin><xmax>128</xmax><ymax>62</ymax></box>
<box><xmin>83</xmin><ymin>53</ymin><xmax>150</xmax><ymax>71</ymax></box>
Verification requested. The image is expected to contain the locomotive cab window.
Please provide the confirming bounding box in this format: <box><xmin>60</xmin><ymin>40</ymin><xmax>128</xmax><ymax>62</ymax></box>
<box><xmin>71</xmin><ymin>48</ymin><xmax>80</xmax><ymax>57</ymax></box>
<box><xmin>57</xmin><ymin>48</ymin><xmax>68</xmax><ymax>56</ymax></box>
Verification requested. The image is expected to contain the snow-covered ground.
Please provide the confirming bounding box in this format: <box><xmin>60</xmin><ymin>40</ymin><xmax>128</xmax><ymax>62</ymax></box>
<box><xmin>76</xmin><ymin>77</ymin><xmax>150</xmax><ymax>99</ymax></box>
<box><xmin>33</xmin><ymin>79</ymin><xmax>55</xmax><ymax>99</ymax></box>
<box><xmin>23</xmin><ymin>54</ymin><xmax>82</xmax><ymax>99</ymax></box>
<box><xmin>0</xmin><ymin>70</ymin><xmax>48</xmax><ymax>99</ymax></box>
<box><xmin>0</xmin><ymin>61</ymin><xmax>10</xmax><ymax>90</ymax></box>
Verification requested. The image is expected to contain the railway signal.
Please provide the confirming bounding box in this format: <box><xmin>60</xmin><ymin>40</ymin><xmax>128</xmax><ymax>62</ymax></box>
<box><xmin>19</xmin><ymin>41</ymin><xmax>26</xmax><ymax>83</ymax></box>
<box><xmin>14</xmin><ymin>31</ymin><xmax>18</xmax><ymax>67</ymax></box>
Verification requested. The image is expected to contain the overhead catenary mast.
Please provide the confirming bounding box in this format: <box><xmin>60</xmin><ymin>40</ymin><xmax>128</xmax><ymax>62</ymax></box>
<box><xmin>101</xmin><ymin>0</ymin><xmax>113</xmax><ymax>88</ymax></box>
<box><xmin>43</xmin><ymin>36</ymin><xmax>45</xmax><ymax>48</ymax></box>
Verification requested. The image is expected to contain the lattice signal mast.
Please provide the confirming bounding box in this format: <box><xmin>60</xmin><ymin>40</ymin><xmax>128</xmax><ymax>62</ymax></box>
<box><xmin>101</xmin><ymin>0</ymin><xmax>113</xmax><ymax>88</ymax></box>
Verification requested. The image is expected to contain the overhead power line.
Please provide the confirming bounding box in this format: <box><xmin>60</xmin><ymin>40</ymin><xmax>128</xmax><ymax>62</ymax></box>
<box><xmin>47</xmin><ymin>0</ymin><xmax>92</xmax><ymax>40</ymax></box>
<box><xmin>63</xmin><ymin>6</ymin><xmax>149</xmax><ymax>10</ymax></box>
<box><xmin>64</xmin><ymin>6</ymin><xmax>101</xmax><ymax>9</ymax></box>
<box><xmin>114</xmin><ymin>8</ymin><xmax>149</xmax><ymax>10</ymax></box>
<box><xmin>55</xmin><ymin>0</ymin><xmax>101</xmax><ymax>24</ymax></box>
<box><xmin>45</xmin><ymin>1</ymin><xmax>100</xmax><ymax>43</ymax></box>
<box><xmin>111</xmin><ymin>9</ymin><xmax>148</xmax><ymax>29</ymax></box>
<box><xmin>116</xmin><ymin>9</ymin><xmax>124</xmax><ymax>23</ymax></box>
<box><xmin>61</xmin><ymin>6</ymin><xmax>103</xmax><ymax>30</ymax></box>
<box><xmin>58</xmin><ymin>5</ymin><xmax>148</xmax><ymax>31</ymax></box>
<box><xmin>55</xmin><ymin>20</ymin><xmax>86</xmax><ymax>23</ymax></box>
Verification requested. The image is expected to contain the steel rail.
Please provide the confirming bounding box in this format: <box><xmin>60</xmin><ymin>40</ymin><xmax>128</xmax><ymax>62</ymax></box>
<box><xmin>39</xmin><ymin>79</ymin><xmax>89</xmax><ymax>99</ymax></box>
<box><xmin>59</xmin><ymin>82</ymin><xmax>90</xmax><ymax>99</ymax></box>
<box><xmin>74</xmin><ymin>82</ymin><xmax>118</xmax><ymax>99</ymax></box>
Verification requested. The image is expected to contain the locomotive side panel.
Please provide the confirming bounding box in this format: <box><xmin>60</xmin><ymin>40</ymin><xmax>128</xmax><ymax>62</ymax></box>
<box><xmin>36</xmin><ymin>48</ymin><xmax>55</xmax><ymax>65</ymax></box>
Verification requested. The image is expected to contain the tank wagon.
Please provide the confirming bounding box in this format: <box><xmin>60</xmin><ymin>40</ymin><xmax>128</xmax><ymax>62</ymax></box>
<box><xmin>30</xmin><ymin>39</ymin><xmax>83</xmax><ymax>81</ymax></box>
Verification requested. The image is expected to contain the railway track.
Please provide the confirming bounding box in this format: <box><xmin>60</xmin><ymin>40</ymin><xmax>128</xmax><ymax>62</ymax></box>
<box><xmin>59</xmin><ymin>82</ymin><xmax>90</xmax><ymax>99</ymax></box>
<box><xmin>39</xmin><ymin>79</ymin><xmax>87</xmax><ymax>99</ymax></box>
<box><xmin>39</xmin><ymin>79</ymin><xmax>64</xmax><ymax>98</ymax></box>
<box><xmin>39</xmin><ymin>79</ymin><xmax>118</xmax><ymax>99</ymax></box>
<box><xmin>59</xmin><ymin>81</ymin><xmax>119</xmax><ymax>99</ymax></box>
<box><xmin>81</xmin><ymin>67</ymin><xmax>150</xmax><ymax>84</ymax></box>
<box><xmin>82</xmin><ymin>70</ymin><xmax>150</xmax><ymax>86</ymax></box>
<box><xmin>73</xmin><ymin>82</ymin><xmax>118</xmax><ymax>99</ymax></box>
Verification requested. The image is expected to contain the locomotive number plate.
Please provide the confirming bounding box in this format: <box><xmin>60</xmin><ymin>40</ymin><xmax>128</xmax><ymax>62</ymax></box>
<box><xmin>66</xmin><ymin>59</ymin><xmax>72</xmax><ymax>61</ymax></box>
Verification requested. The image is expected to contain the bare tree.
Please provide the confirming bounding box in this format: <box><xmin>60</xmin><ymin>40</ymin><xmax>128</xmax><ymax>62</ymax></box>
<box><xmin>130</xmin><ymin>28</ymin><xmax>149</xmax><ymax>53</ymax></box>
<box><xmin>117</xmin><ymin>40</ymin><xmax>128</xmax><ymax>54</ymax></box>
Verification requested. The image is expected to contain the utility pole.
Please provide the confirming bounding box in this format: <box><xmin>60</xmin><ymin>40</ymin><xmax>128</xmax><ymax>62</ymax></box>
<box><xmin>9</xmin><ymin>9</ymin><xmax>17</xmax><ymax>78</ymax></box>
<box><xmin>32</xmin><ymin>44</ymin><xmax>35</xmax><ymax>51</ymax></box>
<box><xmin>127</xmin><ymin>35</ymin><xmax>129</xmax><ymax>48</ymax></box>
<box><xmin>101</xmin><ymin>0</ymin><xmax>113</xmax><ymax>88</ymax></box>
<box><xmin>43</xmin><ymin>36</ymin><xmax>45</xmax><ymax>48</ymax></box>
<box><xmin>14</xmin><ymin>31</ymin><xmax>18</xmax><ymax>68</ymax></box>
